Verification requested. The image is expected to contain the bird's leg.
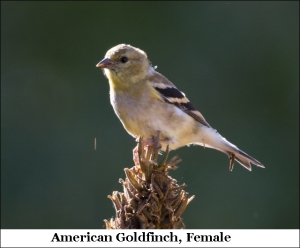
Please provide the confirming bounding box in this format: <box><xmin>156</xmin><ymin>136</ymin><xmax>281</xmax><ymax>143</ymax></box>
<box><xmin>133</xmin><ymin>135</ymin><xmax>162</xmax><ymax>167</ymax></box>
<box><xmin>133</xmin><ymin>136</ymin><xmax>152</xmax><ymax>167</ymax></box>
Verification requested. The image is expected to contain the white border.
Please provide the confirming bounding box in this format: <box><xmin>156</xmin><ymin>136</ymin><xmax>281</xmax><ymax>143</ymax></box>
<box><xmin>1</xmin><ymin>229</ymin><xmax>299</xmax><ymax>247</ymax></box>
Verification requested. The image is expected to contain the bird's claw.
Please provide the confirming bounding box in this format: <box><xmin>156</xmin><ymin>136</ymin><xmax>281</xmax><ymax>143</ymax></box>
<box><xmin>133</xmin><ymin>136</ymin><xmax>162</xmax><ymax>166</ymax></box>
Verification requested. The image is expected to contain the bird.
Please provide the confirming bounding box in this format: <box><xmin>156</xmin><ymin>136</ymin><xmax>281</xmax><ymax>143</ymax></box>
<box><xmin>96</xmin><ymin>44</ymin><xmax>264</xmax><ymax>171</ymax></box>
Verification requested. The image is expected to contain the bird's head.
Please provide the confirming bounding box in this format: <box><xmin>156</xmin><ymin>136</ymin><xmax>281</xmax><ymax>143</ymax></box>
<box><xmin>96</xmin><ymin>44</ymin><xmax>152</xmax><ymax>89</ymax></box>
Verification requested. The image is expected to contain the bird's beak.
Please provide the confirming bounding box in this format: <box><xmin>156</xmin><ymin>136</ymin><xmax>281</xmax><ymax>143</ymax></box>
<box><xmin>96</xmin><ymin>58</ymin><xmax>115</xmax><ymax>70</ymax></box>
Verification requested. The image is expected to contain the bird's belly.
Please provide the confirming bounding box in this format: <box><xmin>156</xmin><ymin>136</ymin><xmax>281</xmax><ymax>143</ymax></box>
<box><xmin>111</xmin><ymin>95</ymin><xmax>198</xmax><ymax>149</ymax></box>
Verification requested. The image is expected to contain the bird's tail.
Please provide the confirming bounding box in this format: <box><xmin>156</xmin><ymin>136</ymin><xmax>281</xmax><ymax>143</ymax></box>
<box><xmin>219</xmin><ymin>139</ymin><xmax>265</xmax><ymax>171</ymax></box>
<box><xmin>200</xmin><ymin>127</ymin><xmax>265</xmax><ymax>171</ymax></box>
<box><xmin>228</xmin><ymin>146</ymin><xmax>264</xmax><ymax>171</ymax></box>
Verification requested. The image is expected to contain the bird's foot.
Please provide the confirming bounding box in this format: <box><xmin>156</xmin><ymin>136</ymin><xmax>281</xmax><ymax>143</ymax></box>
<box><xmin>135</xmin><ymin>137</ymin><xmax>162</xmax><ymax>149</ymax></box>
<box><xmin>133</xmin><ymin>136</ymin><xmax>162</xmax><ymax>167</ymax></box>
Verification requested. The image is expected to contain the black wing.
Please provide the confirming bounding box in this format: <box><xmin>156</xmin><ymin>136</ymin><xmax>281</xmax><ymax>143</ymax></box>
<box><xmin>154</xmin><ymin>86</ymin><xmax>211</xmax><ymax>128</ymax></box>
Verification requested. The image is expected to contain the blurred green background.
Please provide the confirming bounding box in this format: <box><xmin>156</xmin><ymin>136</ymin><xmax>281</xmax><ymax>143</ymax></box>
<box><xmin>1</xmin><ymin>1</ymin><xmax>299</xmax><ymax>229</ymax></box>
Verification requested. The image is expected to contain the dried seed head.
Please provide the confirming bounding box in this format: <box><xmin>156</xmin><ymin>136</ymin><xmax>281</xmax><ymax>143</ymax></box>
<box><xmin>105</xmin><ymin>133</ymin><xmax>195</xmax><ymax>229</ymax></box>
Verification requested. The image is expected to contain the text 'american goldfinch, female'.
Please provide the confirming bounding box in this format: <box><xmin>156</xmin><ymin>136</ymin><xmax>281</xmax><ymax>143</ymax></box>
<box><xmin>96</xmin><ymin>44</ymin><xmax>264</xmax><ymax>171</ymax></box>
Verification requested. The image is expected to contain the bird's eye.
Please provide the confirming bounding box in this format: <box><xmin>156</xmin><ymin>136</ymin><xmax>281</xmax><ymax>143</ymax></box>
<box><xmin>120</xmin><ymin>56</ymin><xmax>128</xmax><ymax>63</ymax></box>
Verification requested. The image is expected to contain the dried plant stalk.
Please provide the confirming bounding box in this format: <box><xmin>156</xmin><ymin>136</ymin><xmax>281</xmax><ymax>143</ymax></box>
<box><xmin>104</xmin><ymin>133</ymin><xmax>195</xmax><ymax>229</ymax></box>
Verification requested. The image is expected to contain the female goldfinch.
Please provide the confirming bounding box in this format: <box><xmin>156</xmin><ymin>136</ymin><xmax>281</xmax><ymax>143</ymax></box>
<box><xmin>96</xmin><ymin>44</ymin><xmax>264</xmax><ymax>171</ymax></box>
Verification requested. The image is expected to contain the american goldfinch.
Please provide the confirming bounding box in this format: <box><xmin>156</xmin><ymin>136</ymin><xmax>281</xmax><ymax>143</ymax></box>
<box><xmin>96</xmin><ymin>44</ymin><xmax>264</xmax><ymax>171</ymax></box>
